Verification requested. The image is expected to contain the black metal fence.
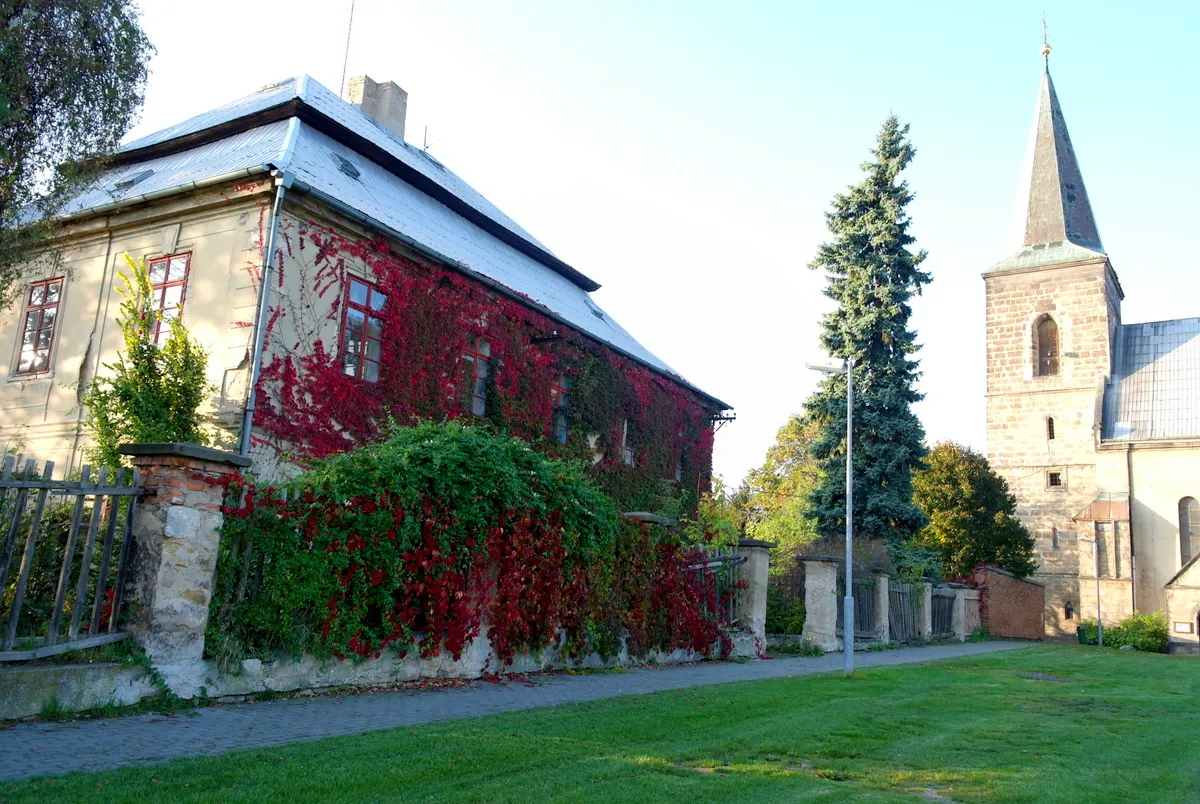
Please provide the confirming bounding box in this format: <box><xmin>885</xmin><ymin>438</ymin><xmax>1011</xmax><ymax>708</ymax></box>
<box><xmin>689</xmin><ymin>546</ymin><xmax>746</xmax><ymax>625</ymax></box>
<box><xmin>0</xmin><ymin>458</ymin><xmax>140</xmax><ymax>661</ymax></box>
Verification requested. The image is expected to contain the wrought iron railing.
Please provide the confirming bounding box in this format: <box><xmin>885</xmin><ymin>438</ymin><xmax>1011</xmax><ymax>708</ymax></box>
<box><xmin>0</xmin><ymin>457</ymin><xmax>140</xmax><ymax>661</ymax></box>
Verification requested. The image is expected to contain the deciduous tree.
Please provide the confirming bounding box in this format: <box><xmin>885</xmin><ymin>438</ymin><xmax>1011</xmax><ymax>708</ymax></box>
<box><xmin>0</xmin><ymin>0</ymin><xmax>153</xmax><ymax>299</ymax></box>
<box><xmin>912</xmin><ymin>441</ymin><xmax>1037</xmax><ymax>579</ymax></box>
<box><xmin>737</xmin><ymin>415</ymin><xmax>821</xmax><ymax>554</ymax></box>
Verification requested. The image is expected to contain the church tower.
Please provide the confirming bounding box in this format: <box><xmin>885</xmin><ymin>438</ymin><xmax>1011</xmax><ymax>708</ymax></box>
<box><xmin>984</xmin><ymin>53</ymin><xmax>1125</xmax><ymax>636</ymax></box>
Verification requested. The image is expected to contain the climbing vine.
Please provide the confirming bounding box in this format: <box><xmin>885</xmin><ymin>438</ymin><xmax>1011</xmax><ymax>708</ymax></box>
<box><xmin>206</xmin><ymin>423</ymin><xmax>735</xmax><ymax>668</ymax></box>
<box><xmin>251</xmin><ymin>219</ymin><xmax>717</xmax><ymax>511</ymax></box>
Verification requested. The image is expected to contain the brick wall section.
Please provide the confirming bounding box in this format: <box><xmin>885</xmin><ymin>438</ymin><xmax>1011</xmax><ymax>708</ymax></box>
<box><xmin>132</xmin><ymin>454</ymin><xmax>240</xmax><ymax>510</ymax></box>
<box><xmin>973</xmin><ymin>566</ymin><xmax>1046</xmax><ymax>640</ymax></box>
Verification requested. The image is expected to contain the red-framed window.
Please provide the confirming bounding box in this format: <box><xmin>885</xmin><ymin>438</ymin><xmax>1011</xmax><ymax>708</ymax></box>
<box><xmin>15</xmin><ymin>278</ymin><xmax>63</xmax><ymax>375</ymax></box>
<box><xmin>461</xmin><ymin>334</ymin><xmax>491</xmax><ymax>414</ymax></box>
<box><xmin>339</xmin><ymin>276</ymin><xmax>387</xmax><ymax>382</ymax></box>
<box><xmin>147</xmin><ymin>253</ymin><xmax>191</xmax><ymax>346</ymax></box>
<box><xmin>548</xmin><ymin>376</ymin><xmax>570</xmax><ymax>444</ymax></box>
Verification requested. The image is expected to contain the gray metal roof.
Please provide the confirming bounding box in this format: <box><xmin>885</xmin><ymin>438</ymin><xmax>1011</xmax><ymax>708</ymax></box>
<box><xmin>62</xmin><ymin>76</ymin><xmax>726</xmax><ymax>408</ymax></box>
<box><xmin>990</xmin><ymin>69</ymin><xmax>1105</xmax><ymax>274</ymax></box>
<box><xmin>1102</xmin><ymin>317</ymin><xmax>1200</xmax><ymax>442</ymax></box>
<box><xmin>121</xmin><ymin>76</ymin><xmax>550</xmax><ymax>254</ymax></box>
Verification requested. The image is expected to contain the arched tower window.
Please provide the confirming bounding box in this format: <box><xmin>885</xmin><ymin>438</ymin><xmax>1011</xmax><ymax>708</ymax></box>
<box><xmin>1035</xmin><ymin>316</ymin><xmax>1059</xmax><ymax>377</ymax></box>
<box><xmin>1047</xmin><ymin>417</ymin><xmax>1056</xmax><ymax>440</ymax></box>
<box><xmin>1180</xmin><ymin>497</ymin><xmax>1200</xmax><ymax>564</ymax></box>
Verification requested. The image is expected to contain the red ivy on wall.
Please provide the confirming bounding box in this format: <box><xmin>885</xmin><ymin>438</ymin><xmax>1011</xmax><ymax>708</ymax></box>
<box><xmin>252</xmin><ymin>221</ymin><xmax>718</xmax><ymax>511</ymax></box>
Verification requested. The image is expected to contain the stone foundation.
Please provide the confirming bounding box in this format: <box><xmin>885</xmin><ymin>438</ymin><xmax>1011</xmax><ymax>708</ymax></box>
<box><xmin>0</xmin><ymin>662</ymin><xmax>159</xmax><ymax>720</ymax></box>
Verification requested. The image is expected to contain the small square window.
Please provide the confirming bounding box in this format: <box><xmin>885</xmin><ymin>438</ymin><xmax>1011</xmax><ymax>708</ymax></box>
<box><xmin>1048</xmin><ymin>471</ymin><xmax>1064</xmax><ymax>488</ymax></box>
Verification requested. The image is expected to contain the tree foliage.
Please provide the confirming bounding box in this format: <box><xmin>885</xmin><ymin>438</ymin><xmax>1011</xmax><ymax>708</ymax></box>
<box><xmin>803</xmin><ymin>115</ymin><xmax>930</xmax><ymax>545</ymax></box>
<box><xmin>911</xmin><ymin>441</ymin><xmax>1037</xmax><ymax>579</ymax></box>
<box><xmin>737</xmin><ymin>415</ymin><xmax>821</xmax><ymax>552</ymax></box>
<box><xmin>0</xmin><ymin>0</ymin><xmax>152</xmax><ymax>300</ymax></box>
<box><xmin>84</xmin><ymin>254</ymin><xmax>211</xmax><ymax>468</ymax></box>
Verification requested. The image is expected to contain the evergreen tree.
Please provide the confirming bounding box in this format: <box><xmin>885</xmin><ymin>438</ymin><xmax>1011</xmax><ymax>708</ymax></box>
<box><xmin>912</xmin><ymin>442</ymin><xmax>1037</xmax><ymax>578</ymax></box>
<box><xmin>803</xmin><ymin>116</ymin><xmax>930</xmax><ymax>545</ymax></box>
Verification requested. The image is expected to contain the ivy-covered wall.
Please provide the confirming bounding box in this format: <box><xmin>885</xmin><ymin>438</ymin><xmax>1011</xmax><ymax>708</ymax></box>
<box><xmin>252</xmin><ymin>210</ymin><xmax>720</xmax><ymax>512</ymax></box>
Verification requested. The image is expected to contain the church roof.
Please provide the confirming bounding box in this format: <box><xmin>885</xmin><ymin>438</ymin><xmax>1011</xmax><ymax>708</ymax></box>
<box><xmin>1102</xmin><ymin>317</ymin><xmax>1200</xmax><ymax>442</ymax></box>
<box><xmin>989</xmin><ymin>67</ymin><xmax>1105</xmax><ymax>273</ymax></box>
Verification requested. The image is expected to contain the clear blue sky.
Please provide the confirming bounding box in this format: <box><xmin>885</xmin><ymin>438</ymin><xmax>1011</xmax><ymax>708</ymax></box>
<box><xmin>130</xmin><ymin>0</ymin><xmax>1200</xmax><ymax>485</ymax></box>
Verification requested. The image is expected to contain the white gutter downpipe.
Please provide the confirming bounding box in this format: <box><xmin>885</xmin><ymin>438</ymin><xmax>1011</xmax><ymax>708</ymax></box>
<box><xmin>238</xmin><ymin>169</ymin><xmax>290</xmax><ymax>457</ymax></box>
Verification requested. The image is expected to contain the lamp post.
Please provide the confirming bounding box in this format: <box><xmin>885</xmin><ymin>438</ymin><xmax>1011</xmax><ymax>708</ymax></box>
<box><xmin>1078</xmin><ymin>534</ymin><xmax>1103</xmax><ymax>646</ymax></box>
<box><xmin>806</xmin><ymin>356</ymin><xmax>855</xmax><ymax>676</ymax></box>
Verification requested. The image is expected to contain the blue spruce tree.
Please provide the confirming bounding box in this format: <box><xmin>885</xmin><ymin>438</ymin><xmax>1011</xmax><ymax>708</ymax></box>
<box><xmin>804</xmin><ymin>116</ymin><xmax>930</xmax><ymax>547</ymax></box>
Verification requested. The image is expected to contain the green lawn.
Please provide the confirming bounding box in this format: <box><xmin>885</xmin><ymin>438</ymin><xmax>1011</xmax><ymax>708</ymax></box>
<box><xmin>5</xmin><ymin>646</ymin><xmax>1198</xmax><ymax>803</ymax></box>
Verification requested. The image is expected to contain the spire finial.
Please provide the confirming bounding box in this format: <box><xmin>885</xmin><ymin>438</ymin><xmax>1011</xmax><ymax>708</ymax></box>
<box><xmin>1041</xmin><ymin>15</ymin><xmax>1052</xmax><ymax>68</ymax></box>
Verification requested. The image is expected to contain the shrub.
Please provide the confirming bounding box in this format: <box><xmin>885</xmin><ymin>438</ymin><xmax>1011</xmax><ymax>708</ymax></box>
<box><xmin>84</xmin><ymin>254</ymin><xmax>212</xmax><ymax>469</ymax></box>
<box><xmin>765</xmin><ymin>586</ymin><xmax>806</xmax><ymax>635</ymax></box>
<box><xmin>1077</xmin><ymin>612</ymin><xmax>1169</xmax><ymax>653</ymax></box>
<box><xmin>208</xmin><ymin>421</ymin><xmax>732</xmax><ymax>669</ymax></box>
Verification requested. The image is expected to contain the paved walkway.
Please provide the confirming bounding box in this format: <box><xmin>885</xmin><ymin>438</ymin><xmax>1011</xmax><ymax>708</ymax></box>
<box><xmin>0</xmin><ymin>641</ymin><xmax>1031</xmax><ymax>780</ymax></box>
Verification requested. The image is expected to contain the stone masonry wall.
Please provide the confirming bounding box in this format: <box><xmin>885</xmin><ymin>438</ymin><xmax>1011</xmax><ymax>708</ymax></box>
<box><xmin>973</xmin><ymin>566</ymin><xmax>1045</xmax><ymax>640</ymax></box>
<box><xmin>984</xmin><ymin>257</ymin><xmax>1121</xmax><ymax>636</ymax></box>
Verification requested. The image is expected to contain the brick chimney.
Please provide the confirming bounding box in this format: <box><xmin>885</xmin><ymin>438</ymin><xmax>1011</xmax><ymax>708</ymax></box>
<box><xmin>346</xmin><ymin>75</ymin><xmax>408</xmax><ymax>140</ymax></box>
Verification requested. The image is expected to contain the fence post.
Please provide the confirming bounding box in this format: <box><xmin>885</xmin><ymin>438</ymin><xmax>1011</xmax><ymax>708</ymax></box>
<box><xmin>118</xmin><ymin>443</ymin><xmax>250</xmax><ymax>696</ymax></box>
<box><xmin>873</xmin><ymin>572</ymin><xmax>890</xmax><ymax>644</ymax></box>
<box><xmin>799</xmin><ymin>555</ymin><xmax>840</xmax><ymax>652</ymax></box>
<box><xmin>916</xmin><ymin>580</ymin><xmax>933</xmax><ymax>640</ymax></box>
<box><xmin>736</xmin><ymin>538</ymin><xmax>775</xmax><ymax>642</ymax></box>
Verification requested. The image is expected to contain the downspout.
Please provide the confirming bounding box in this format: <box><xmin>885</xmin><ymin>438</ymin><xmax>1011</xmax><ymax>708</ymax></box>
<box><xmin>69</xmin><ymin>227</ymin><xmax>115</xmax><ymax>474</ymax></box>
<box><xmin>237</xmin><ymin>170</ymin><xmax>289</xmax><ymax>457</ymax></box>
<box><xmin>1126</xmin><ymin>443</ymin><xmax>1137</xmax><ymax>613</ymax></box>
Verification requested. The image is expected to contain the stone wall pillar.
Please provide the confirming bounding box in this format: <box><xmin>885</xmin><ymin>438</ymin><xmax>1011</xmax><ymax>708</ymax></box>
<box><xmin>736</xmin><ymin>538</ymin><xmax>775</xmax><ymax>642</ymax></box>
<box><xmin>873</xmin><ymin>572</ymin><xmax>890</xmax><ymax>643</ymax></box>
<box><xmin>799</xmin><ymin>555</ymin><xmax>840</xmax><ymax>652</ymax></box>
<box><xmin>915</xmin><ymin>581</ymin><xmax>933</xmax><ymax>640</ymax></box>
<box><xmin>949</xmin><ymin>584</ymin><xmax>969</xmax><ymax>642</ymax></box>
<box><xmin>118</xmin><ymin>442</ymin><xmax>250</xmax><ymax>697</ymax></box>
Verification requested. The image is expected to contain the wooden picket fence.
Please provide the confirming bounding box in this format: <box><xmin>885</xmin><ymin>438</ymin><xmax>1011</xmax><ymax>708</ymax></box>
<box><xmin>888</xmin><ymin>581</ymin><xmax>920</xmax><ymax>643</ymax></box>
<box><xmin>0</xmin><ymin>457</ymin><xmax>141</xmax><ymax>661</ymax></box>
<box><xmin>931</xmin><ymin>587</ymin><xmax>956</xmax><ymax>638</ymax></box>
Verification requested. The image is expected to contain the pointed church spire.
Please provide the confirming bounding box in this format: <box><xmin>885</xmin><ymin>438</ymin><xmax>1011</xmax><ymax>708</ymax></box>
<box><xmin>1014</xmin><ymin>55</ymin><xmax>1104</xmax><ymax>255</ymax></box>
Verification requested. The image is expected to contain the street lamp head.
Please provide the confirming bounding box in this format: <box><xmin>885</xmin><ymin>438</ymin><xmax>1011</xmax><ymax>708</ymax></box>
<box><xmin>805</xmin><ymin>361</ymin><xmax>847</xmax><ymax>375</ymax></box>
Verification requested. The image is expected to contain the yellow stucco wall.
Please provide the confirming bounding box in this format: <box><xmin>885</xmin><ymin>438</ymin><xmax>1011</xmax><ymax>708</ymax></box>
<box><xmin>1096</xmin><ymin>444</ymin><xmax>1200</xmax><ymax>614</ymax></box>
<box><xmin>0</xmin><ymin>183</ymin><xmax>273</xmax><ymax>472</ymax></box>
